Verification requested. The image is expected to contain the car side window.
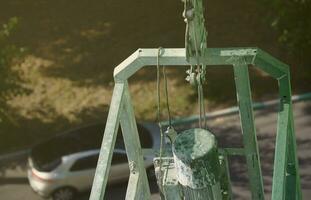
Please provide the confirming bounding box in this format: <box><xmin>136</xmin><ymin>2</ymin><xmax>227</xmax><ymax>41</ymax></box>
<box><xmin>112</xmin><ymin>152</ymin><xmax>127</xmax><ymax>165</ymax></box>
<box><xmin>70</xmin><ymin>154</ymin><xmax>99</xmax><ymax>171</ymax></box>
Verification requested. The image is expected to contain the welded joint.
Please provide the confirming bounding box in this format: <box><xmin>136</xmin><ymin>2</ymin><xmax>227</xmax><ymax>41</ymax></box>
<box><xmin>229</xmin><ymin>56</ymin><xmax>248</xmax><ymax>67</ymax></box>
<box><xmin>220</xmin><ymin>48</ymin><xmax>257</xmax><ymax>65</ymax></box>
<box><xmin>113</xmin><ymin>49</ymin><xmax>144</xmax><ymax>81</ymax></box>
<box><xmin>254</xmin><ymin>49</ymin><xmax>290</xmax><ymax>79</ymax></box>
<box><xmin>276</xmin><ymin>67</ymin><xmax>290</xmax><ymax>81</ymax></box>
<box><xmin>129</xmin><ymin>160</ymin><xmax>137</xmax><ymax>174</ymax></box>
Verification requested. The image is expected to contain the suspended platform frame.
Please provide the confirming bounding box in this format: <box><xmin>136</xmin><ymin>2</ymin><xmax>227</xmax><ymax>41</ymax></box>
<box><xmin>89</xmin><ymin>47</ymin><xmax>302</xmax><ymax>200</ymax></box>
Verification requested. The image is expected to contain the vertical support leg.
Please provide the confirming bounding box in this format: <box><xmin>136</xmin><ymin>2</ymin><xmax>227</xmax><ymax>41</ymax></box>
<box><xmin>233</xmin><ymin>60</ymin><xmax>265</xmax><ymax>200</ymax></box>
<box><xmin>90</xmin><ymin>83</ymin><xmax>125</xmax><ymax>200</ymax></box>
<box><xmin>287</xmin><ymin>114</ymin><xmax>302</xmax><ymax>200</ymax></box>
<box><xmin>120</xmin><ymin>81</ymin><xmax>151</xmax><ymax>200</ymax></box>
<box><xmin>220</xmin><ymin>154</ymin><xmax>233</xmax><ymax>200</ymax></box>
<box><xmin>285</xmin><ymin>73</ymin><xmax>302</xmax><ymax>200</ymax></box>
<box><xmin>272</xmin><ymin>73</ymin><xmax>302</xmax><ymax>200</ymax></box>
<box><xmin>271</xmin><ymin>99</ymin><xmax>289</xmax><ymax>200</ymax></box>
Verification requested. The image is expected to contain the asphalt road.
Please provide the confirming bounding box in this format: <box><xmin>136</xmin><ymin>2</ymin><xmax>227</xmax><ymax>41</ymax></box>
<box><xmin>0</xmin><ymin>168</ymin><xmax>160</xmax><ymax>200</ymax></box>
<box><xmin>0</xmin><ymin>101</ymin><xmax>311</xmax><ymax>200</ymax></box>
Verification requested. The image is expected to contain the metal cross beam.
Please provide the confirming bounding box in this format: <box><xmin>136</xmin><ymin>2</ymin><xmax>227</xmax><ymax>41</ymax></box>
<box><xmin>89</xmin><ymin>47</ymin><xmax>302</xmax><ymax>200</ymax></box>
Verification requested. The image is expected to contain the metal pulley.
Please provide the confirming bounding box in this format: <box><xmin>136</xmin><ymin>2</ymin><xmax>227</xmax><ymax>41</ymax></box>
<box><xmin>182</xmin><ymin>0</ymin><xmax>207</xmax><ymax>62</ymax></box>
<box><xmin>185</xmin><ymin>65</ymin><xmax>207</xmax><ymax>86</ymax></box>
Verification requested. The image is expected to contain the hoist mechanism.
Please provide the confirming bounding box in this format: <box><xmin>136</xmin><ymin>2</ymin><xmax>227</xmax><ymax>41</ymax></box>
<box><xmin>89</xmin><ymin>0</ymin><xmax>302</xmax><ymax>199</ymax></box>
<box><xmin>183</xmin><ymin>0</ymin><xmax>207</xmax><ymax>62</ymax></box>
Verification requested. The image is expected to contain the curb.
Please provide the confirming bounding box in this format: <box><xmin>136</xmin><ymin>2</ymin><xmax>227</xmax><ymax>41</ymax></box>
<box><xmin>0</xmin><ymin>150</ymin><xmax>30</xmax><ymax>166</ymax></box>
<box><xmin>162</xmin><ymin>92</ymin><xmax>311</xmax><ymax>126</ymax></box>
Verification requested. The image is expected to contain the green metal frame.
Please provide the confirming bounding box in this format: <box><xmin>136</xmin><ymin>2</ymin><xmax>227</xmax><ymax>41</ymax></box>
<box><xmin>89</xmin><ymin>47</ymin><xmax>301</xmax><ymax>200</ymax></box>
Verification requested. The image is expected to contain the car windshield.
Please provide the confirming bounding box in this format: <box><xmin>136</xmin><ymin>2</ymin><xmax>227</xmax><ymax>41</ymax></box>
<box><xmin>30</xmin><ymin>123</ymin><xmax>152</xmax><ymax>171</ymax></box>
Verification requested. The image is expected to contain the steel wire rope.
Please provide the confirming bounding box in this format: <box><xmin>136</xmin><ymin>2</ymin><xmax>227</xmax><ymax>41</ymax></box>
<box><xmin>156</xmin><ymin>47</ymin><xmax>174</xmax><ymax>195</ymax></box>
<box><xmin>156</xmin><ymin>47</ymin><xmax>164</xmax><ymax>193</ymax></box>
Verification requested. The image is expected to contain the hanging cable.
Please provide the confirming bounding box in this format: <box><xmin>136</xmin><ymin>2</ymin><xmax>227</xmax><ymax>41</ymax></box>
<box><xmin>202</xmin><ymin>85</ymin><xmax>207</xmax><ymax>129</ymax></box>
<box><xmin>163</xmin><ymin>65</ymin><xmax>177</xmax><ymax>144</ymax></box>
<box><xmin>156</xmin><ymin>47</ymin><xmax>164</xmax><ymax>155</ymax></box>
<box><xmin>197</xmin><ymin>79</ymin><xmax>202</xmax><ymax>128</ymax></box>
<box><xmin>187</xmin><ymin>13</ymin><xmax>207</xmax><ymax>129</ymax></box>
<box><xmin>186</xmin><ymin>66</ymin><xmax>207</xmax><ymax>129</ymax></box>
<box><xmin>198</xmin><ymin>70</ymin><xmax>207</xmax><ymax>129</ymax></box>
<box><xmin>156</xmin><ymin>47</ymin><xmax>164</xmax><ymax>193</ymax></box>
<box><xmin>156</xmin><ymin>47</ymin><xmax>177</xmax><ymax>195</ymax></box>
<box><xmin>163</xmin><ymin>66</ymin><xmax>172</xmax><ymax>128</ymax></box>
<box><xmin>156</xmin><ymin>47</ymin><xmax>161</xmax><ymax>126</ymax></box>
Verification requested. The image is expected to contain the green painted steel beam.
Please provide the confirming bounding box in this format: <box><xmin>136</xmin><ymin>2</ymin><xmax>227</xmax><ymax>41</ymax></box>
<box><xmin>274</xmin><ymin>74</ymin><xmax>302</xmax><ymax>200</ymax></box>
<box><xmin>233</xmin><ymin>58</ymin><xmax>265</xmax><ymax>200</ymax></box>
<box><xmin>253</xmin><ymin>49</ymin><xmax>288</xmax><ymax>79</ymax></box>
<box><xmin>113</xmin><ymin>48</ymin><xmax>258</xmax><ymax>81</ymax></box>
<box><xmin>219</xmin><ymin>154</ymin><xmax>233</xmax><ymax>200</ymax></box>
<box><xmin>125</xmin><ymin>173</ymin><xmax>141</xmax><ymax>200</ymax></box>
<box><xmin>272</xmin><ymin>101</ymin><xmax>289</xmax><ymax>200</ymax></box>
<box><xmin>89</xmin><ymin>83</ymin><xmax>125</xmax><ymax>200</ymax></box>
<box><xmin>288</xmin><ymin>113</ymin><xmax>302</xmax><ymax>200</ymax></box>
<box><xmin>113</xmin><ymin>47</ymin><xmax>292</xmax><ymax>82</ymax></box>
<box><xmin>120</xmin><ymin>82</ymin><xmax>151</xmax><ymax>199</ymax></box>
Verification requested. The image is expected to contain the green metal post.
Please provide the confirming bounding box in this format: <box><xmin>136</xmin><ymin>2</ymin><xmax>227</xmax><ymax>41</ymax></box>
<box><xmin>89</xmin><ymin>83</ymin><xmax>125</xmax><ymax>200</ymax></box>
<box><xmin>272</xmin><ymin>97</ymin><xmax>289</xmax><ymax>200</ymax></box>
<box><xmin>272</xmin><ymin>72</ymin><xmax>302</xmax><ymax>200</ymax></box>
<box><xmin>233</xmin><ymin>58</ymin><xmax>265</xmax><ymax>200</ymax></box>
<box><xmin>219</xmin><ymin>154</ymin><xmax>232</xmax><ymax>200</ymax></box>
<box><xmin>283</xmin><ymin>74</ymin><xmax>302</xmax><ymax>200</ymax></box>
<box><xmin>120</xmin><ymin>82</ymin><xmax>151</xmax><ymax>199</ymax></box>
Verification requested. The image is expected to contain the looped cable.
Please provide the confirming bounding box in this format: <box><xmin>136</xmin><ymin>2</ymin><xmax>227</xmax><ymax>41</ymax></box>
<box><xmin>198</xmin><ymin>72</ymin><xmax>207</xmax><ymax>129</ymax></box>
<box><xmin>156</xmin><ymin>47</ymin><xmax>166</xmax><ymax>194</ymax></box>
<box><xmin>156</xmin><ymin>47</ymin><xmax>164</xmax><ymax>160</ymax></box>
<box><xmin>156</xmin><ymin>47</ymin><xmax>175</xmax><ymax>194</ymax></box>
<box><xmin>163</xmin><ymin>66</ymin><xmax>172</xmax><ymax>128</ymax></box>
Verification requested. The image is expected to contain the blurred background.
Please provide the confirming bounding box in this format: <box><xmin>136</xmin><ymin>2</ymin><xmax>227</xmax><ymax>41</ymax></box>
<box><xmin>0</xmin><ymin>0</ymin><xmax>310</xmax><ymax>199</ymax></box>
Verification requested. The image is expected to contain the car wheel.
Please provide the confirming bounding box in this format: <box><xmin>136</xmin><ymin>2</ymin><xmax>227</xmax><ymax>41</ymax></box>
<box><xmin>52</xmin><ymin>187</ymin><xmax>76</xmax><ymax>200</ymax></box>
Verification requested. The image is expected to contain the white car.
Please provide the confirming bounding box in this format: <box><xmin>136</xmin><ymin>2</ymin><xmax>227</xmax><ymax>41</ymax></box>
<box><xmin>27</xmin><ymin>122</ymin><xmax>160</xmax><ymax>200</ymax></box>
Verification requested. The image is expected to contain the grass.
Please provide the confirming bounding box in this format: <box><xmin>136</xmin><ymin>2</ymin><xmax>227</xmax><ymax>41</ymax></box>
<box><xmin>0</xmin><ymin>0</ymin><xmax>310</xmax><ymax>153</ymax></box>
